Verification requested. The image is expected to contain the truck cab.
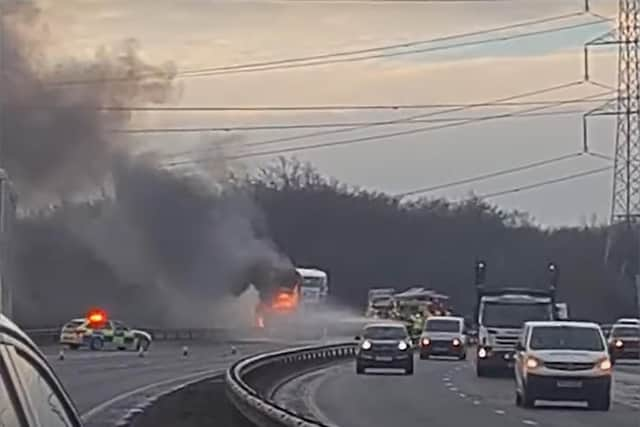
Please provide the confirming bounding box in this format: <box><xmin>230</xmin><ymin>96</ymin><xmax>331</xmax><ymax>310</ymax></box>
<box><xmin>473</xmin><ymin>261</ymin><xmax>558</xmax><ymax>377</ymax></box>
<box><xmin>297</xmin><ymin>267</ymin><xmax>328</xmax><ymax>307</ymax></box>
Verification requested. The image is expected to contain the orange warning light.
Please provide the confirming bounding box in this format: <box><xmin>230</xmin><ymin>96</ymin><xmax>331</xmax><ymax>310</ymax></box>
<box><xmin>89</xmin><ymin>312</ymin><xmax>104</xmax><ymax>323</ymax></box>
<box><xmin>86</xmin><ymin>308</ymin><xmax>108</xmax><ymax>325</ymax></box>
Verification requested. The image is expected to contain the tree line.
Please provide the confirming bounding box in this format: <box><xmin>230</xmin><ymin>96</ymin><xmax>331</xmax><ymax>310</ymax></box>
<box><xmin>11</xmin><ymin>157</ymin><xmax>638</xmax><ymax>327</ymax></box>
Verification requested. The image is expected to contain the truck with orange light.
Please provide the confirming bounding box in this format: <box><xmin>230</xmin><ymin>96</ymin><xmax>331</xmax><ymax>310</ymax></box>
<box><xmin>59</xmin><ymin>309</ymin><xmax>152</xmax><ymax>351</ymax></box>
<box><xmin>473</xmin><ymin>261</ymin><xmax>559</xmax><ymax>377</ymax></box>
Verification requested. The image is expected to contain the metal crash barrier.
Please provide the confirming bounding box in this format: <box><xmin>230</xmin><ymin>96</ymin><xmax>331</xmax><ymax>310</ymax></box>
<box><xmin>226</xmin><ymin>343</ymin><xmax>356</xmax><ymax>427</ymax></box>
<box><xmin>23</xmin><ymin>327</ymin><xmax>257</xmax><ymax>346</ymax></box>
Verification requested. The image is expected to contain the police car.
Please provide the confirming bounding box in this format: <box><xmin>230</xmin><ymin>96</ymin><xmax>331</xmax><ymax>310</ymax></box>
<box><xmin>514</xmin><ymin>321</ymin><xmax>612</xmax><ymax>410</ymax></box>
<box><xmin>60</xmin><ymin>309</ymin><xmax>152</xmax><ymax>351</ymax></box>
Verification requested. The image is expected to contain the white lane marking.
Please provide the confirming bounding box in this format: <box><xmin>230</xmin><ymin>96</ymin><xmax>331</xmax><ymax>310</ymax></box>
<box><xmin>473</xmin><ymin>400</ymin><xmax>480</xmax><ymax>405</ymax></box>
<box><xmin>494</xmin><ymin>409</ymin><xmax>506</xmax><ymax>415</ymax></box>
<box><xmin>444</xmin><ymin>382</ymin><xmax>453</xmax><ymax>387</ymax></box>
<box><xmin>458</xmin><ymin>393</ymin><xmax>466</xmax><ymax>398</ymax></box>
<box><xmin>522</xmin><ymin>420</ymin><xmax>538</xmax><ymax>426</ymax></box>
<box><xmin>80</xmin><ymin>368</ymin><xmax>223</xmax><ymax>422</ymax></box>
<box><xmin>449</xmin><ymin>387</ymin><xmax>458</xmax><ymax>392</ymax></box>
<box><xmin>443</xmin><ymin>377</ymin><xmax>450</xmax><ymax>381</ymax></box>
<box><xmin>299</xmin><ymin>366</ymin><xmax>343</xmax><ymax>427</ymax></box>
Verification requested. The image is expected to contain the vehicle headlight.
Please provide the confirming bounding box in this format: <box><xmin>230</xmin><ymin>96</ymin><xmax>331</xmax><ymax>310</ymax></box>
<box><xmin>361</xmin><ymin>340</ymin><xmax>372</xmax><ymax>350</ymax></box>
<box><xmin>526</xmin><ymin>356</ymin><xmax>541</xmax><ymax>369</ymax></box>
<box><xmin>398</xmin><ymin>341</ymin><xmax>408</xmax><ymax>351</ymax></box>
<box><xmin>452</xmin><ymin>338</ymin><xmax>461</xmax><ymax>347</ymax></box>
<box><xmin>477</xmin><ymin>347</ymin><xmax>488</xmax><ymax>359</ymax></box>
<box><xmin>597</xmin><ymin>357</ymin><xmax>612</xmax><ymax>371</ymax></box>
<box><xmin>615</xmin><ymin>339</ymin><xmax>624</xmax><ymax>348</ymax></box>
<box><xmin>421</xmin><ymin>337</ymin><xmax>431</xmax><ymax>347</ymax></box>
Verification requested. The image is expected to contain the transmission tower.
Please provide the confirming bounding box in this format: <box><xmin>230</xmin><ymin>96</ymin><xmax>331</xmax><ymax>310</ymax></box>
<box><xmin>585</xmin><ymin>0</ymin><xmax>640</xmax><ymax>224</ymax></box>
<box><xmin>584</xmin><ymin>0</ymin><xmax>640</xmax><ymax>315</ymax></box>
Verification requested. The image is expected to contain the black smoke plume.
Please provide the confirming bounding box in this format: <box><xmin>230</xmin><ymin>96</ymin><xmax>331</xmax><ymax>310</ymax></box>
<box><xmin>3</xmin><ymin>4</ymin><xmax>291</xmax><ymax>327</ymax></box>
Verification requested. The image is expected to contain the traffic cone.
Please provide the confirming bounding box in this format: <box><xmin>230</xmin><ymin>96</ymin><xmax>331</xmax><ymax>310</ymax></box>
<box><xmin>182</xmin><ymin>345</ymin><xmax>189</xmax><ymax>357</ymax></box>
<box><xmin>58</xmin><ymin>348</ymin><xmax>64</xmax><ymax>361</ymax></box>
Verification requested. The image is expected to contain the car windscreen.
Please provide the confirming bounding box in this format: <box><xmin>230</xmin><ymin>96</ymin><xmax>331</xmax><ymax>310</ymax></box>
<box><xmin>611</xmin><ymin>326</ymin><xmax>640</xmax><ymax>338</ymax></box>
<box><xmin>482</xmin><ymin>302</ymin><xmax>551</xmax><ymax>328</ymax></box>
<box><xmin>63</xmin><ymin>320</ymin><xmax>84</xmax><ymax>329</ymax></box>
<box><xmin>372</xmin><ymin>297</ymin><xmax>392</xmax><ymax>307</ymax></box>
<box><xmin>363</xmin><ymin>326</ymin><xmax>407</xmax><ymax>340</ymax></box>
<box><xmin>529</xmin><ymin>326</ymin><xmax>604</xmax><ymax>351</ymax></box>
<box><xmin>302</xmin><ymin>277</ymin><xmax>325</xmax><ymax>288</ymax></box>
<box><xmin>425</xmin><ymin>319</ymin><xmax>460</xmax><ymax>332</ymax></box>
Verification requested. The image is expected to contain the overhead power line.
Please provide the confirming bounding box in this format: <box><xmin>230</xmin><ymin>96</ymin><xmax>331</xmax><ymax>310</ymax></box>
<box><xmin>397</xmin><ymin>152</ymin><xmax>586</xmax><ymax>197</ymax></box>
<box><xmin>178</xmin><ymin>11</ymin><xmax>585</xmax><ymax>76</ymax></box>
<box><xmin>166</xmin><ymin>80</ymin><xmax>588</xmax><ymax>161</ymax></box>
<box><xmin>165</xmin><ymin>86</ymin><xmax>612</xmax><ymax>165</ymax></box>
<box><xmin>479</xmin><ymin>166</ymin><xmax>611</xmax><ymax>199</ymax></box>
<box><xmin>116</xmin><ymin>108</ymin><xmax>599</xmax><ymax>135</ymax></box>
<box><xmin>182</xmin><ymin>18</ymin><xmax>610</xmax><ymax>77</ymax></box>
<box><xmin>49</xmin><ymin>10</ymin><xmax>602</xmax><ymax>86</ymax></box>
<box><xmin>45</xmin><ymin>97</ymin><xmax>613</xmax><ymax>113</ymax></box>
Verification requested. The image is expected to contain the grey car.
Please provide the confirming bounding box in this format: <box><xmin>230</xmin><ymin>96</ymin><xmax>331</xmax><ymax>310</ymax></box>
<box><xmin>355</xmin><ymin>322</ymin><xmax>414</xmax><ymax>375</ymax></box>
<box><xmin>1</xmin><ymin>314</ymin><xmax>83</xmax><ymax>426</ymax></box>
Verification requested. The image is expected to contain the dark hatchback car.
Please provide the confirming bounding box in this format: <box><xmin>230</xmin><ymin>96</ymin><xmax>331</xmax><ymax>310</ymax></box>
<box><xmin>1</xmin><ymin>314</ymin><xmax>83</xmax><ymax>427</ymax></box>
<box><xmin>355</xmin><ymin>322</ymin><xmax>414</xmax><ymax>375</ymax></box>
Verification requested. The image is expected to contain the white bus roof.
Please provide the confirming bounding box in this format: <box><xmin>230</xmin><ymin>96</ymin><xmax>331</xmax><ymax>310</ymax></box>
<box><xmin>296</xmin><ymin>268</ymin><xmax>327</xmax><ymax>278</ymax></box>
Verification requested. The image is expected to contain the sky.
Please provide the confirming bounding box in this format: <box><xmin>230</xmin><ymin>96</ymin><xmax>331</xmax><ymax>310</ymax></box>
<box><xmin>33</xmin><ymin>0</ymin><xmax>627</xmax><ymax>227</ymax></box>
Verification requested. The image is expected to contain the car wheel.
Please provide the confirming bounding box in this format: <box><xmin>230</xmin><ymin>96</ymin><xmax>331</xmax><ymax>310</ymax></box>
<box><xmin>459</xmin><ymin>351</ymin><xmax>467</xmax><ymax>361</ymax></box>
<box><xmin>522</xmin><ymin>384</ymin><xmax>535</xmax><ymax>408</ymax></box>
<box><xmin>420</xmin><ymin>353</ymin><xmax>429</xmax><ymax>360</ymax></box>
<box><xmin>589</xmin><ymin>393</ymin><xmax>611</xmax><ymax>411</ymax></box>
<box><xmin>515</xmin><ymin>391</ymin><xmax>522</xmax><ymax>407</ymax></box>
<box><xmin>89</xmin><ymin>337</ymin><xmax>104</xmax><ymax>351</ymax></box>
<box><xmin>405</xmin><ymin>363</ymin><xmax>414</xmax><ymax>375</ymax></box>
<box><xmin>356</xmin><ymin>362</ymin><xmax>365</xmax><ymax>375</ymax></box>
<box><xmin>136</xmin><ymin>338</ymin><xmax>150</xmax><ymax>352</ymax></box>
<box><xmin>476</xmin><ymin>364</ymin><xmax>489</xmax><ymax>377</ymax></box>
<box><xmin>68</xmin><ymin>344</ymin><xmax>79</xmax><ymax>350</ymax></box>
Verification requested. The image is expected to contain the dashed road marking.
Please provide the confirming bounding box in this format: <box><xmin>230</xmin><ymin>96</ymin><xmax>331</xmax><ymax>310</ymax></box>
<box><xmin>449</xmin><ymin>387</ymin><xmax>458</xmax><ymax>392</ymax></box>
<box><xmin>444</xmin><ymin>382</ymin><xmax>453</xmax><ymax>387</ymax></box>
<box><xmin>522</xmin><ymin>420</ymin><xmax>538</xmax><ymax>425</ymax></box>
<box><xmin>458</xmin><ymin>393</ymin><xmax>466</xmax><ymax>398</ymax></box>
<box><xmin>473</xmin><ymin>400</ymin><xmax>480</xmax><ymax>405</ymax></box>
<box><xmin>443</xmin><ymin>377</ymin><xmax>450</xmax><ymax>381</ymax></box>
<box><xmin>494</xmin><ymin>409</ymin><xmax>505</xmax><ymax>415</ymax></box>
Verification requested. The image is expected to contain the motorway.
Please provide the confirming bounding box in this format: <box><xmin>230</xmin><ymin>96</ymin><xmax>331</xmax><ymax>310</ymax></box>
<box><xmin>43</xmin><ymin>341</ymin><xmax>284</xmax><ymax>427</ymax></box>
<box><xmin>276</xmin><ymin>356</ymin><xmax>640</xmax><ymax>427</ymax></box>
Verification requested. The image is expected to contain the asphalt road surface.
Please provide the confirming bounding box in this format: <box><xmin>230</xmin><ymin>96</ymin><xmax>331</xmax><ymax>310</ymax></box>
<box><xmin>276</xmin><ymin>356</ymin><xmax>640</xmax><ymax>427</ymax></box>
<box><xmin>43</xmin><ymin>341</ymin><xmax>284</xmax><ymax>427</ymax></box>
